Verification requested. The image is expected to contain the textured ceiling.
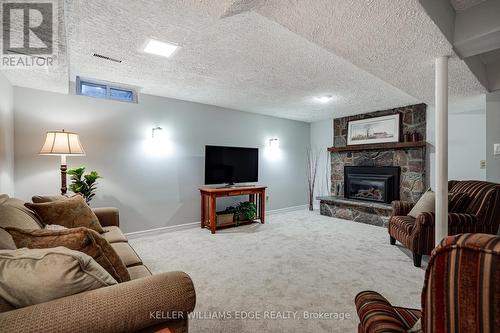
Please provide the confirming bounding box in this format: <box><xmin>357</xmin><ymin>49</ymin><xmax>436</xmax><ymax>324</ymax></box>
<box><xmin>450</xmin><ymin>0</ymin><xmax>488</xmax><ymax>11</ymax></box>
<box><xmin>1</xmin><ymin>0</ymin><xmax>486</xmax><ymax>122</ymax></box>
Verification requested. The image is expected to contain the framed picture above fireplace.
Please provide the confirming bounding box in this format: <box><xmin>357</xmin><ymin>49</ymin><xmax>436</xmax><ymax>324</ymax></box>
<box><xmin>347</xmin><ymin>114</ymin><xmax>400</xmax><ymax>145</ymax></box>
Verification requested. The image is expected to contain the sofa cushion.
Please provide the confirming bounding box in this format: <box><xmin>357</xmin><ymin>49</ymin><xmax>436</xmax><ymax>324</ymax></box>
<box><xmin>111</xmin><ymin>242</ymin><xmax>142</xmax><ymax>267</ymax></box>
<box><xmin>6</xmin><ymin>227</ymin><xmax>130</xmax><ymax>283</ymax></box>
<box><xmin>0</xmin><ymin>200</ymin><xmax>42</xmax><ymax>230</ymax></box>
<box><xmin>102</xmin><ymin>226</ymin><xmax>127</xmax><ymax>243</ymax></box>
<box><xmin>0</xmin><ymin>228</ymin><xmax>16</xmax><ymax>250</ymax></box>
<box><xmin>25</xmin><ymin>195</ymin><xmax>105</xmax><ymax>233</ymax></box>
<box><xmin>0</xmin><ymin>247</ymin><xmax>117</xmax><ymax>308</ymax></box>
<box><xmin>127</xmin><ymin>265</ymin><xmax>152</xmax><ymax>280</ymax></box>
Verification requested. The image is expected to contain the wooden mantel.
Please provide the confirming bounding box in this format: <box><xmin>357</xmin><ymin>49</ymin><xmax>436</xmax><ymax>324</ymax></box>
<box><xmin>328</xmin><ymin>141</ymin><xmax>426</xmax><ymax>153</ymax></box>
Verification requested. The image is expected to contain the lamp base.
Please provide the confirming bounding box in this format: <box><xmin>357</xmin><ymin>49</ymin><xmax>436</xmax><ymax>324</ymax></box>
<box><xmin>60</xmin><ymin>164</ymin><xmax>67</xmax><ymax>195</ymax></box>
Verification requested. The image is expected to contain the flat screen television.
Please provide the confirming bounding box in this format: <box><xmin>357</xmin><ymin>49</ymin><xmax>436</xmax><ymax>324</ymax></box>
<box><xmin>204</xmin><ymin>145</ymin><xmax>259</xmax><ymax>185</ymax></box>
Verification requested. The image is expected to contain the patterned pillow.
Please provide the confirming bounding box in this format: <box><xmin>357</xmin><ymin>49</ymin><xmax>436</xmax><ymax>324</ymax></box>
<box><xmin>25</xmin><ymin>195</ymin><xmax>105</xmax><ymax>233</ymax></box>
<box><xmin>448</xmin><ymin>192</ymin><xmax>471</xmax><ymax>213</ymax></box>
<box><xmin>6</xmin><ymin>227</ymin><xmax>130</xmax><ymax>283</ymax></box>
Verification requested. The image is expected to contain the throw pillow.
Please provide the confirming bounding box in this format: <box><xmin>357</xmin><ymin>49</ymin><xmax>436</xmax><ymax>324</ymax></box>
<box><xmin>408</xmin><ymin>191</ymin><xmax>472</xmax><ymax>218</ymax></box>
<box><xmin>0</xmin><ymin>247</ymin><xmax>117</xmax><ymax>308</ymax></box>
<box><xmin>6</xmin><ymin>227</ymin><xmax>130</xmax><ymax>283</ymax></box>
<box><xmin>31</xmin><ymin>194</ymin><xmax>68</xmax><ymax>203</ymax></box>
<box><xmin>25</xmin><ymin>195</ymin><xmax>105</xmax><ymax>233</ymax></box>
<box><xmin>448</xmin><ymin>192</ymin><xmax>471</xmax><ymax>213</ymax></box>
<box><xmin>408</xmin><ymin>191</ymin><xmax>435</xmax><ymax>218</ymax></box>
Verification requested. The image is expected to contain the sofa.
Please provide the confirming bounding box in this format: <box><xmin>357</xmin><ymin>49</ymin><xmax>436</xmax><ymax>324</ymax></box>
<box><xmin>388</xmin><ymin>180</ymin><xmax>500</xmax><ymax>266</ymax></box>
<box><xmin>355</xmin><ymin>233</ymin><xmax>500</xmax><ymax>333</ymax></box>
<box><xmin>0</xmin><ymin>194</ymin><xmax>196</xmax><ymax>333</ymax></box>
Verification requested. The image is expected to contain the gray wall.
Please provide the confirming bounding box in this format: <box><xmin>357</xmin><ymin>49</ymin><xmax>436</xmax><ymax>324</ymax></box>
<box><xmin>0</xmin><ymin>72</ymin><xmax>14</xmax><ymax>195</ymax></box>
<box><xmin>486</xmin><ymin>91</ymin><xmax>500</xmax><ymax>182</ymax></box>
<box><xmin>426</xmin><ymin>106</ymin><xmax>487</xmax><ymax>189</ymax></box>
<box><xmin>13</xmin><ymin>87</ymin><xmax>309</xmax><ymax>233</ymax></box>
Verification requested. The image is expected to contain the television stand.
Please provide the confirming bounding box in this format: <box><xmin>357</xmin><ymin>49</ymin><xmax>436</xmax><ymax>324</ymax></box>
<box><xmin>199</xmin><ymin>186</ymin><xmax>267</xmax><ymax>234</ymax></box>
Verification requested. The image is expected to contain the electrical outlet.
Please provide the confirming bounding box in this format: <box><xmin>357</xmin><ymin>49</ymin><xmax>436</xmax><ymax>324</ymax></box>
<box><xmin>480</xmin><ymin>160</ymin><xmax>486</xmax><ymax>169</ymax></box>
<box><xmin>494</xmin><ymin>144</ymin><xmax>500</xmax><ymax>156</ymax></box>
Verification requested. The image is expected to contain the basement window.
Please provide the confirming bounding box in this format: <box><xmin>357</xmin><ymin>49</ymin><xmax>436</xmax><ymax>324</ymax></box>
<box><xmin>76</xmin><ymin>76</ymin><xmax>138</xmax><ymax>103</ymax></box>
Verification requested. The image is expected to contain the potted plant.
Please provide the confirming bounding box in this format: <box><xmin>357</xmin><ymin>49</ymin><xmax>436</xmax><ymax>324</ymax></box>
<box><xmin>217</xmin><ymin>206</ymin><xmax>237</xmax><ymax>226</ymax></box>
<box><xmin>236</xmin><ymin>201</ymin><xmax>257</xmax><ymax>221</ymax></box>
<box><xmin>67</xmin><ymin>166</ymin><xmax>102</xmax><ymax>204</ymax></box>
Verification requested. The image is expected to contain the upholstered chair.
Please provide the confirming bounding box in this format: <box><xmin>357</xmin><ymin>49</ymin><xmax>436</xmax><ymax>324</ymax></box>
<box><xmin>355</xmin><ymin>233</ymin><xmax>499</xmax><ymax>333</ymax></box>
<box><xmin>388</xmin><ymin>180</ymin><xmax>500</xmax><ymax>266</ymax></box>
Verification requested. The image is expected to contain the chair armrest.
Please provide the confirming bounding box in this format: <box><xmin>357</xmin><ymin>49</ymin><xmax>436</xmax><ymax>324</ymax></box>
<box><xmin>93</xmin><ymin>207</ymin><xmax>120</xmax><ymax>227</ymax></box>
<box><xmin>0</xmin><ymin>271</ymin><xmax>196</xmax><ymax>333</ymax></box>
<box><xmin>391</xmin><ymin>201</ymin><xmax>415</xmax><ymax>216</ymax></box>
<box><xmin>355</xmin><ymin>291</ymin><xmax>408</xmax><ymax>333</ymax></box>
<box><xmin>415</xmin><ymin>212</ymin><xmax>478</xmax><ymax>228</ymax></box>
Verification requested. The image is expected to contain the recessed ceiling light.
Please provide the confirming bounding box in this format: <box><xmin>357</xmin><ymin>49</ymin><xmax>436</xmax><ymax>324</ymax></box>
<box><xmin>143</xmin><ymin>38</ymin><xmax>179</xmax><ymax>58</ymax></box>
<box><xmin>315</xmin><ymin>95</ymin><xmax>334</xmax><ymax>103</ymax></box>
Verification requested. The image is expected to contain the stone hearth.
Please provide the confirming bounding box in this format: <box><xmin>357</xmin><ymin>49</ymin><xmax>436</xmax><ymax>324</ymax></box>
<box><xmin>318</xmin><ymin>196</ymin><xmax>392</xmax><ymax>227</ymax></box>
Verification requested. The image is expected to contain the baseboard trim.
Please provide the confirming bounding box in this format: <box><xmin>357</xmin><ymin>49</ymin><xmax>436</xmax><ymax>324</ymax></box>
<box><xmin>125</xmin><ymin>204</ymin><xmax>308</xmax><ymax>239</ymax></box>
<box><xmin>266</xmin><ymin>204</ymin><xmax>308</xmax><ymax>215</ymax></box>
<box><xmin>125</xmin><ymin>222</ymin><xmax>200</xmax><ymax>239</ymax></box>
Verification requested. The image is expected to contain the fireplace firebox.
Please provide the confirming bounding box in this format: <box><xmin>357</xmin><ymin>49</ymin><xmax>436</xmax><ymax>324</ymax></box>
<box><xmin>344</xmin><ymin>166</ymin><xmax>400</xmax><ymax>204</ymax></box>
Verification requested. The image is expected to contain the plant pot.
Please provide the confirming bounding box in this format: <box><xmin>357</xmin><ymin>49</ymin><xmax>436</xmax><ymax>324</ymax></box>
<box><xmin>216</xmin><ymin>213</ymin><xmax>235</xmax><ymax>226</ymax></box>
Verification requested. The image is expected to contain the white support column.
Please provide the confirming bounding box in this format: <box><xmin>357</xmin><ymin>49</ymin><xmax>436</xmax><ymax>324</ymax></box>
<box><xmin>435</xmin><ymin>56</ymin><xmax>449</xmax><ymax>245</ymax></box>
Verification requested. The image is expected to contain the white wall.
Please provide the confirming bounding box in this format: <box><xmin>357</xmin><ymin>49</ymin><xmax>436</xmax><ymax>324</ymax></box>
<box><xmin>13</xmin><ymin>87</ymin><xmax>309</xmax><ymax>232</ymax></box>
<box><xmin>0</xmin><ymin>72</ymin><xmax>15</xmax><ymax>195</ymax></box>
<box><xmin>427</xmin><ymin>105</ymin><xmax>486</xmax><ymax>189</ymax></box>
<box><xmin>486</xmin><ymin>91</ymin><xmax>500</xmax><ymax>183</ymax></box>
<box><xmin>310</xmin><ymin>119</ymin><xmax>333</xmax><ymax>209</ymax></box>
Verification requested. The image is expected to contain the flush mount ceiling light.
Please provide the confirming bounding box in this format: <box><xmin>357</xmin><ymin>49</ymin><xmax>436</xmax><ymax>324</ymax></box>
<box><xmin>314</xmin><ymin>95</ymin><xmax>335</xmax><ymax>103</ymax></box>
<box><xmin>143</xmin><ymin>38</ymin><xmax>179</xmax><ymax>58</ymax></box>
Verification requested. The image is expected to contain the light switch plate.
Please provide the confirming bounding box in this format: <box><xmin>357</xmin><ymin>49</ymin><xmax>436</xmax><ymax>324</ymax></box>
<box><xmin>480</xmin><ymin>160</ymin><xmax>486</xmax><ymax>169</ymax></box>
<box><xmin>495</xmin><ymin>144</ymin><xmax>500</xmax><ymax>155</ymax></box>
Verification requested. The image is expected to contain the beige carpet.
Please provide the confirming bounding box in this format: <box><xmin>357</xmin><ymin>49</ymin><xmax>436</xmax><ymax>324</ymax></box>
<box><xmin>130</xmin><ymin>210</ymin><xmax>425</xmax><ymax>333</ymax></box>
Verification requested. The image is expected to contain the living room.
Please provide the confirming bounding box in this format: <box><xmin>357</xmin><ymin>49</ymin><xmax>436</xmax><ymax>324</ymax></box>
<box><xmin>0</xmin><ymin>1</ymin><xmax>499</xmax><ymax>333</ymax></box>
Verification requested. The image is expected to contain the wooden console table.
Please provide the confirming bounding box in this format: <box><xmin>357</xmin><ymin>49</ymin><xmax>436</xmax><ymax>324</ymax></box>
<box><xmin>199</xmin><ymin>186</ymin><xmax>266</xmax><ymax>234</ymax></box>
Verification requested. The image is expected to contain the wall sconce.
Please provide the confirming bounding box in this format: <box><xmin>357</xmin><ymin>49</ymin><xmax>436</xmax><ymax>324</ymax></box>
<box><xmin>144</xmin><ymin>126</ymin><xmax>172</xmax><ymax>157</ymax></box>
<box><xmin>152</xmin><ymin>126</ymin><xmax>163</xmax><ymax>139</ymax></box>
<box><xmin>269</xmin><ymin>138</ymin><xmax>279</xmax><ymax>148</ymax></box>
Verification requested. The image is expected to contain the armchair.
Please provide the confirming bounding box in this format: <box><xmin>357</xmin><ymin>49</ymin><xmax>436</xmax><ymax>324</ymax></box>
<box><xmin>356</xmin><ymin>233</ymin><xmax>500</xmax><ymax>333</ymax></box>
<box><xmin>388</xmin><ymin>180</ymin><xmax>500</xmax><ymax>266</ymax></box>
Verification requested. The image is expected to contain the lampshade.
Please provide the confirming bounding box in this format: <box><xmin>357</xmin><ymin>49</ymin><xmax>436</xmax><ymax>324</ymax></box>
<box><xmin>39</xmin><ymin>130</ymin><xmax>86</xmax><ymax>156</ymax></box>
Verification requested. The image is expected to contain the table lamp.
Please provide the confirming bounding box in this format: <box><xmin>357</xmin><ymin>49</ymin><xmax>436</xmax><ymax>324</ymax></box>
<box><xmin>39</xmin><ymin>130</ymin><xmax>86</xmax><ymax>195</ymax></box>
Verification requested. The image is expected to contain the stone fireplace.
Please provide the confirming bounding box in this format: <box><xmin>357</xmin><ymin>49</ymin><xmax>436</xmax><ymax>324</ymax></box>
<box><xmin>318</xmin><ymin>104</ymin><xmax>427</xmax><ymax>227</ymax></box>
<box><xmin>344</xmin><ymin>166</ymin><xmax>400</xmax><ymax>204</ymax></box>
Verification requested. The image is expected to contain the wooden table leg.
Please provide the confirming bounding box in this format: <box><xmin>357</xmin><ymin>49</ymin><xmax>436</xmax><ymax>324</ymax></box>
<box><xmin>260</xmin><ymin>189</ymin><xmax>265</xmax><ymax>224</ymax></box>
<box><xmin>209</xmin><ymin>194</ymin><xmax>216</xmax><ymax>234</ymax></box>
<box><xmin>200</xmin><ymin>193</ymin><xmax>205</xmax><ymax>228</ymax></box>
